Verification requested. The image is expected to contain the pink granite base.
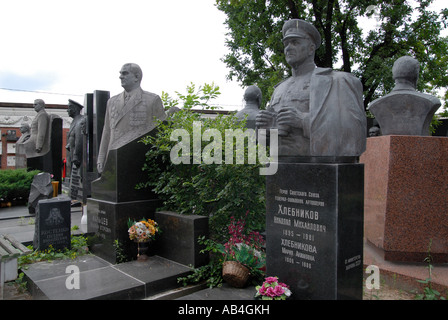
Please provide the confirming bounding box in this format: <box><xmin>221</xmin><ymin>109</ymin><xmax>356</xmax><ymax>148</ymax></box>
<box><xmin>360</xmin><ymin>135</ymin><xmax>448</xmax><ymax>263</ymax></box>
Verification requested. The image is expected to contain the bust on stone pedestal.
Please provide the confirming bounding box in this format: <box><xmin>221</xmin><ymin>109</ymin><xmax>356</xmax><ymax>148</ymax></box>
<box><xmin>368</xmin><ymin>56</ymin><xmax>441</xmax><ymax>136</ymax></box>
<box><xmin>256</xmin><ymin>19</ymin><xmax>366</xmax><ymax>159</ymax></box>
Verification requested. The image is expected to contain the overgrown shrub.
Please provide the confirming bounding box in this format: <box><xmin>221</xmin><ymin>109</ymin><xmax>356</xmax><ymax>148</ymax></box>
<box><xmin>138</xmin><ymin>83</ymin><xmax>266</xmax><ymax>241</ymax></box>
<box><xmin>0</xmin><ymin>169</ymin><xmax>40</xmax><ymax>203</ymax></box>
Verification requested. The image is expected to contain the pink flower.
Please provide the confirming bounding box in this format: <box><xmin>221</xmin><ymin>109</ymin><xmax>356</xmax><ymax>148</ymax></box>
<box><xmin>265</xmin><ymin>276</ymin><xmax>278</xmax><ymax>284</ymax></box>
<box><xmin>265</xmin><ymin>287</ymin><xmax>276</xmax><ymax>297</ymax></box>
<box><xmin>273</xmin><ymin>285</ymin><xmax>285</xmax><ymax>296</ymax></box>
<box><xmin>258</xmin><ymin>284</ymin><xmax>267</xmax><ymax>295</ymax></box>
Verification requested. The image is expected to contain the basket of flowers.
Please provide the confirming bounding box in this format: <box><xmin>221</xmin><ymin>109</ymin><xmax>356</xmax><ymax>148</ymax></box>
<box><xmin>221</xmin><ymin>243</ymin><xmax>264</xmax><ymax>288</ymax></box>
<box><xmin>220</xmin><ymin>215</ymin><xmax>266</xmax><ymax>288</ymax></box>
<box><xmin>128</xmin><ymin>218</ymin><xmax>160</xmax><ymax>261</ymax></box>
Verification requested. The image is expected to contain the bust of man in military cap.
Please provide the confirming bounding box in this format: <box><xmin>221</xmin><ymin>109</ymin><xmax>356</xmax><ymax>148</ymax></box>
<box><xmin>368</xmin><ymin>55</ymin><xmax>441</xmax><ymax>136</ymax></box>
<box><xmin>66</xmin><ymin>99</ymin><xmax>85</xmax><ymax>170</ymax></box>
<box><xmin>97</xmin><ymin>63</ymin><xmax>167</xmax><ymax>174</ymax></box>
<box><xmin>256</xmin><ymin>19</ymin><xmax>366</xmax><ymax>159</ymax></box>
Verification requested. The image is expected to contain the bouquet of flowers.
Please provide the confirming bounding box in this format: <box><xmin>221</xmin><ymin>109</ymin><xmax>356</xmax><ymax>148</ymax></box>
<box><xmin>128</xmin><ymin>218</ymin><xmax>160</xmax><ymax>243</ymax></box>
<box><xmin>255</xmin><ymin>276</ymin><xmax>292</xmax><ymax>300</ymax></box>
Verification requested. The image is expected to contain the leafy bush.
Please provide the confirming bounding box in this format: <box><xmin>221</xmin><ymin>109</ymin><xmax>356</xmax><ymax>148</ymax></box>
<box><xmin>139</xmin><ymin>82</ymin><xmax>266</xmax><ymax>241</ymax></box>
<box><xmin>0</xmin><ymin>169</ymin><xmax>40</xmax><ymax>203</ymax></box>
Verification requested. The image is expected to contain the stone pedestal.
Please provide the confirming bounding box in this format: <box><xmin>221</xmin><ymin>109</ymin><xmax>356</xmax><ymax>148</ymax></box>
<box><xmin>87</xmin><ymin>198</ymin><xmax>160</xmax><ymax>263</ymax></box>
<box><xmin>361</xmin><ymin>135</ymin><xmax>448</xmax><ymax>262</ymax></box>
<box><xmin>154</xmin><ymin>211</ymin><xmax>209</xmax><ymax>268</ymax></box>
<box><xmin>266</xmin><ymin>161</ymin><xmax>364</xmax><ymax>300</ymax></box>
<box><xmin>87</xmin><ymin>134</ymin><xmax>161</xmax><ymax>263</ymax></box>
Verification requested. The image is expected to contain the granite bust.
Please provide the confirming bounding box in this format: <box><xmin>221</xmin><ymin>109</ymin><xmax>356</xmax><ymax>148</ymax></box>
<box><xmin>235</xmin><ymin>85</ymin><xmax>262</xmax><ymax>129</ymax></box>
<box><xmin>97</xmin><ymin>63</ymin><xmax>167</xmax><ymax>173</ymax></box>
<box><xmin>256</xmin><ymin>19</ymin><xmax>366</xmax><ymax>158</ymax></box>
<box><xmin>368</xmin><ymin>56</ymin><xmax>441</xmax><ymax>136</ymax></box>
<box><xmin>66</xmin><ymin>99</ymin><xmax>85</xmax><ymax>169</ymax></box>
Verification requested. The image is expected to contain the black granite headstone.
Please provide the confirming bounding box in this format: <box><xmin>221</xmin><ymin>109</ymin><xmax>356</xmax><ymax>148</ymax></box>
<box><xmin>87</xmin><ymin>198</ymin><xmax>159</xmax><ymax>263</ymax></box>
<box><xmin>266</xmin><ymin>161</ymin><xmax>364</xmax><ymax>300</ymax></box>
<box><xmin>34</xmin><ymin>196</ymin><xmax>71</xmax><ymax>251</ymax></box>
<box><xmin>90</xmin><ymin>131</ymin><xmax>159</xmax><ymax>203</ymax></box>
<box><xmin>87</xmin><ymin>132</ymin><xmax>161</xmax><ymax>263</ymax></box>
<box><xmin>26</xmin><ymin>116</ymin><xmax>63</xmax><ymax>194</ymax></box>
<box><xmin>92</xmin><ymin>90</ymin><xmax>110</xmax><ymax>174</ymax></box>
<box><xmin>83</xmin><ymin>93</ymin><xmax>94</xmax><ymax>173</ymax></box>
<box><xmin>80</xmin><ymin>93</ymin><xmax>94</xmax><ymax>204</ymax></box>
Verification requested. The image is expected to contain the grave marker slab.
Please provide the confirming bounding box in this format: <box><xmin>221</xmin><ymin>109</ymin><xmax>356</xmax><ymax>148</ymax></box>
<box><xmin>266</xmin><ymin>162</ymin><xmax>364</xmax><ymax>300</ymax></box>
<box><xmin>34</xmin><ymin>196</ymin><xmax>71</xmax><ymax>251</ymax></box>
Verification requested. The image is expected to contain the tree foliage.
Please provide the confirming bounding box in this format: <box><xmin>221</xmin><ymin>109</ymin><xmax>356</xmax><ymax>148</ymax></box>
<box><xmin>139</xmin><ymin>83</ymin><xmax>266</xmax><ymax>241</ymax></box>
<box><xmin>216</xmin><ymin>0</ymin><xmax>448</xmax><ymax>110</ymax></box>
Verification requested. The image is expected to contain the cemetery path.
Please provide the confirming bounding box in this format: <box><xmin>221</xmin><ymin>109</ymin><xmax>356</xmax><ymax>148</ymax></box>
<box><xmin>0</xmin><ymin>206</ymin><xmax>443</xmax><ymax>301</ymax></box>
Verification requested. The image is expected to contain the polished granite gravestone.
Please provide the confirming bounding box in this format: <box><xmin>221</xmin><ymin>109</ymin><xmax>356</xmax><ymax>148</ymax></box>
<box><xmin>361</xmin><ymin>135</ymin><xmax>448</xmax><ymax>262</ymax></box>
<box><xmin>78</xmin><ymin>91</ymin><xmax>110</xmax><ymax>204</ymax></box>
<box><xmin>34</xmin><ymin>196</ymin><xmax>71</xmax><ymax>251</ymax></box>
<box><xmin>92</xmin><ymin>90</ymin><xmax>110</xmax><ymax>169</ymax></box>
<box><xmin>23</xmin><ymin>254</ymin><xmax>192</xmax><ymax>300</ymax></box>
<box><xmin>87</xmin><ymin>133</ymin><xmax>161</xmax><ymax>263</ymax></box>
<box><xmin>154</xmin><ymin>211</ymin><xmax>209</xmax><ymax>268</ymax></box>
<box><xmin>265</xmin><ymin>161</ymin><xmax>364</xmax><ymax>300</ymax></box>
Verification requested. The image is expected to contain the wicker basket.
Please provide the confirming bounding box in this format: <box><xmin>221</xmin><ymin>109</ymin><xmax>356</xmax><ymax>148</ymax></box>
<box><xmin>222</xmin><ymin>261</ymin><xmax>250</xmax><ymax>288</ymax></box>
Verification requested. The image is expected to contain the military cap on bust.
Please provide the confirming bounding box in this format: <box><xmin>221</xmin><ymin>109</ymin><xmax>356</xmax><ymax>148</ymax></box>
<box><xmin>282</xmin><ymin>19</ymin><xmax>321</xmax><ymax>49</ymax></box>
<box><xmin>68</xmin><ymin>99</ymin><xmax>84</xmax><ymax>109</ymax></box>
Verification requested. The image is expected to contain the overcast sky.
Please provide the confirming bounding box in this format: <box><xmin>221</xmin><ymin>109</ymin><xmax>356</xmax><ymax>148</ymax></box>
<box><xmin>0</xmin><ymin>0</ymin><xmax>246</xmax><ymax>110</ymax></box>
<box><xmin>0</xmin><ymin>1</ymin><xmax>446</xmax><ymax>112</ymax></box>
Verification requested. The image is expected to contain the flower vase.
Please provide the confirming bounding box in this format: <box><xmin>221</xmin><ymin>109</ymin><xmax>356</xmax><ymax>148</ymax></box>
<box><xmin>136</xmin><ymin>240</ymin><xmax>150</xmax><ymax>261</ymax></box>
<box><xmin>51</xmin><ymin>181</ymin><xmax>59</xmax><ymax>197</ymax></box>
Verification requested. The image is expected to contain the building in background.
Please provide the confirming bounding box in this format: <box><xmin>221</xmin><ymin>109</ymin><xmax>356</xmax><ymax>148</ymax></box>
<box><xmin>0</xmin><ymin>102</ymin><xmax>70</xmax><ymax>169</ymax></box>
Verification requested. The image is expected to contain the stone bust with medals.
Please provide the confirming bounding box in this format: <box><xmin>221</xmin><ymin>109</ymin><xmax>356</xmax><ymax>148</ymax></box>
<box><xmin>97</xmin><ymin>63</ymin><xmax>167</xmax><ymax>174</ymax></box>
